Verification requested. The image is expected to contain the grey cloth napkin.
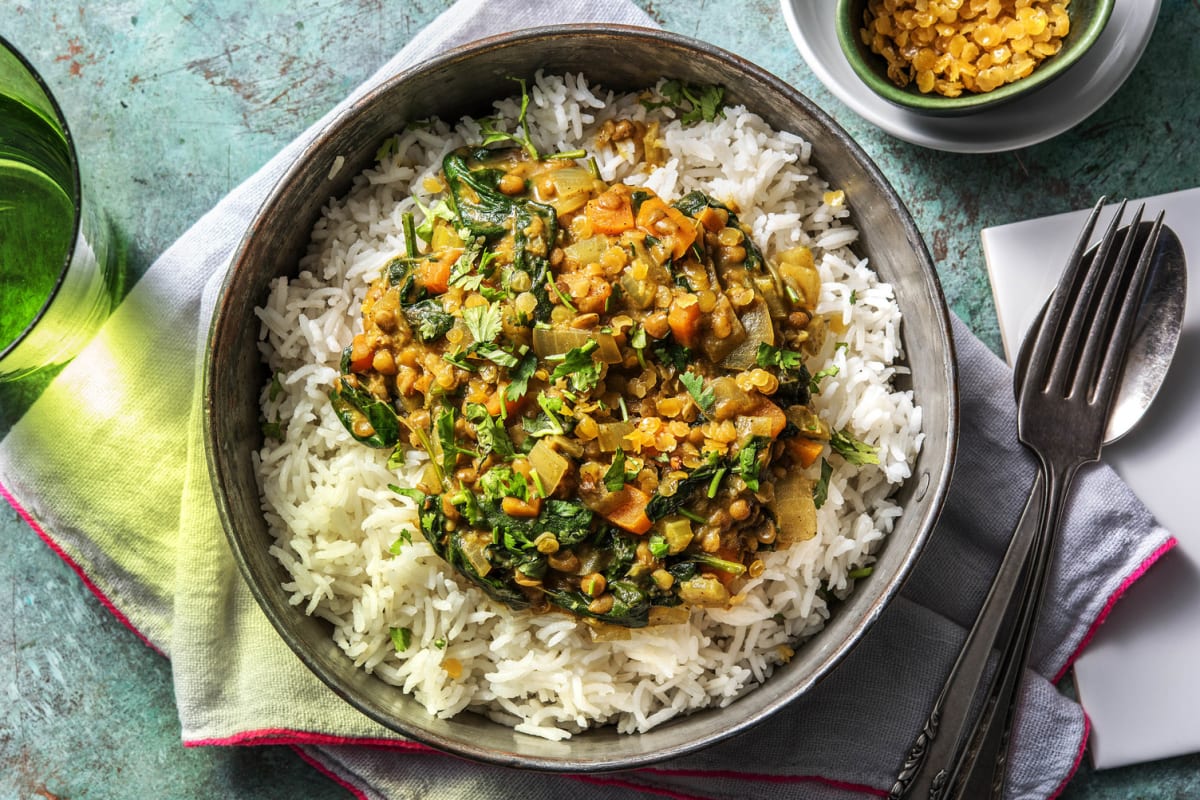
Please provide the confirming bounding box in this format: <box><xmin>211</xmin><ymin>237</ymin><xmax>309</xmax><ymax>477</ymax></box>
<box><xmin>0</xmin><ymin>1</ymin><xmax>1171</xmax><ymax>798</ymax></box>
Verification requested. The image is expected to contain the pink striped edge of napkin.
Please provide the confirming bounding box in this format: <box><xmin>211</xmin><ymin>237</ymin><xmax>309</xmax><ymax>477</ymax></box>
<box><xmin>1052</xmin><ymin>538</ymin><xmax>1177</xmax><ymax>683</ymax></box>
<box><xmin>4</xmin><ymin>473</ymin><xmax>1172</xmax><ymax>798</ymax></box>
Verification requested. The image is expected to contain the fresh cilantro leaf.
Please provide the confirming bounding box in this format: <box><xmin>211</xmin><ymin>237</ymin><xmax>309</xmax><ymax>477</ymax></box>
<box><xmin>755</xmin><ymin>342</ymin><xmax>805</xmax><ymax>372</ymax></box>
<box><xmin>268</xmin><ymin>371</ymin><xmax>284</xmax><ymax>402</ymax></box>
<box><xmin>648</xmin><ymin>533</ymin><xmax>669</xmax><ymax>559</ymax></box>
<box><xmin>389</xmin><ymin>626</ymin><xmax>413</xmax><ymax>652</ymax></box>
<box><xmin>830</xmin><ymin>428</ymin><xmax>880</xmax><ymax>466</ymax></box>
<box><xmin>465</xmin><ymin>403</ymin><xmax>515</xmax><ymax>459</ymax></box>
<box><xmin>737</xmin><ymin>437</ymin><xmax>769</xmax><ymax>492</ymax></box>
<box><xmin>261</xmin><ymin>418</ymin><xmax>283</xmax><ymax>440</ymax></box>
<box><xmin>505</xmin><ymin>351</ymin><xmax>537</xmax><ymax>401</ymax></box>
<box><xmin>603</xmin><ymin>448</ymin><xmax>629</xmax><ymax>492</ymax></box>
<box><xmin>442</xmin><ymin>350</ymin><xmax>476</xmax><ymax>371</ymax></box>
<box><xmin>474</xmin><ymin>341</ymin><xmax>519</xmax><ymax>368</ymax></box>
<box><xmin>477</xmin><ymin>77</ymin><xmax>539</xmax><ymax>160</ymax></box>
<box><xmin>462</xmin><ymin>303</ymin><xmax>503</xmax><ymax>344</ymax></box>
<box><xmin>389</xmin><ymin>529</ymin><xmax>414</xmax><ymax>554</ymax></box>
<box><xmin>375</xmin><ymin>135</ymin><xmax>399</xmax><ymax>163</ymax></box>
<box><xmin>479</xmin><ymin>466</ymin><xmax>528</xmax><ymax>502</ymax></box>
<box><xmin>680</xmin><ymin>370</ymin><xmax>714</xmax><ymax>417</ymax></box>
<box><xmin>813</xmin><ymin>459</ymin><xmax>833</xmax><ymax>509</ymax></box>
<box><xmin>652</xmin><ymin>341</ymin><xmax>690</xmax><ymax>373</ymax></box>
<box><xmin>809</xmin><ymin>365</ymin><xmax>840</xmax><ymax>395</ymax></box>
<box><xmin>643</xmin><ymin>80</ymin><xmax>726</xmax><ymax>125</ymax></box>
<box><xmin>433</xmin><ymin>637</ymin><xmax>447</xmax><ymax>649</ymax></box>
<box><xmin>550</xmin><ymin>340</ymin><xmax>600</xmax><ymax>393</ymax></box>
<box><xmin>849</xmin><ymin>289</ymin><xmax>858</xmax><ymax>305</ymax></box>
<box><xmin>629</xmin><ymin>324</ymin><xmax>648</xmax><ymax>367</ymax></box>
<box><xmin>414</xmin><ymin>197</ymin><xmax>456</xmax><ymax>243</ymax></box>
<box><xmin>386</xmin><ymin>445</ymin><xmax>407</xmax><ymax>470</ymax></box>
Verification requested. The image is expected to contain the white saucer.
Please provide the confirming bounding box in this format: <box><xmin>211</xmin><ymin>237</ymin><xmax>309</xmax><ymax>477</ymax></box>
<box><xmin>780</xmin><ymin>0</ymin><xmax>1160</xmax><ymax>153</ymax></box>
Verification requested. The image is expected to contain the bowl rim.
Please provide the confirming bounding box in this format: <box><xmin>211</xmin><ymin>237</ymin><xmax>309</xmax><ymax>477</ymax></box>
<box><xmin>834</xmin><ymin>0</ymin><xmax>1116</xmax><ymax>115</ymax></box>
<box><xmin>205</xmin><ymin>21</ymin><xmax>959</xmax><ymax>771</ymax></box>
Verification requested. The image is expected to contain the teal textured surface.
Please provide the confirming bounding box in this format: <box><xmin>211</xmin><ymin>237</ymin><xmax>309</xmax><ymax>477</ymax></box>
<box><xmin>2</xmin><ymin>1</ymin><xmax>1199</xmax><ymax>797</ymax></box>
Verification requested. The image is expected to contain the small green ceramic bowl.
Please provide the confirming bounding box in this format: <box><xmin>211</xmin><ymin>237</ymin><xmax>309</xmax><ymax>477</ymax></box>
<box><xmin>836</xmin><ymin>0</ymin><xmax>1115</xmax><ymax>115</ymax></box>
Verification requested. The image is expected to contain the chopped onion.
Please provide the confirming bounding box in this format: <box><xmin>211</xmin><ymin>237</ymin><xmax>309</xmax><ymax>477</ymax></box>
<box><xmin>719</xmin><ymin>298</ymin><xmax>774</xmax><ymax>370</ymax></box>
<box><xmin>773</xmin><ymin>471</ymin><xmax>817</xmax><ymax>544</ymax></box>
<box><xmin>563</xmin><ymin>235</ymin><xmax>611</xmax><ymax>267</ymax></box>
<box><xmin>529</xmin><ymin>439</ymin><xmax>569</xmax><ymax>497</ymax></box>
<box><xmin>597</xmin><ymin>421</ymin><xmax>635</xmax><ymax>452</ymax></box>
<box><xmin>532</xmin><ymin>326</ymin><xmax>622</xmax><ymax>364</ymax></box>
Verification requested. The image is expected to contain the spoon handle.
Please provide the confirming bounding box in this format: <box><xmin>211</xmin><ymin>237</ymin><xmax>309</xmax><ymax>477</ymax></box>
<box><xmin>888</xmin><ymin>475</ymin><xmax>1043</xmax><ymax>800</ymax></box>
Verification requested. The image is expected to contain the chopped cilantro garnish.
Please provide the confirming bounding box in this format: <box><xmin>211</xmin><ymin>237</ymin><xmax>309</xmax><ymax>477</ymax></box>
<box><xmin>433</xmin><ymin>637</ymin><xmax>447</xmax><ymax>649</ymax></box>
<box><xmin>465</xmin><ymin>403</ymin><xmax>515</xmax><ymax>459</ymax></box>
<box><xmin>652</xmin><ymin>341</ymin><xmax>690</xmax><ymax>373</ymax></box>
<box><xmin>389</xmin><ymin>529</ymin><xmax>414</xmax><ymax>554</ymax></box>
<box><xmin>603</xmin><ymin>448</ymin><xmax>632</xmax><ymax>492</ymax></box>
<box><xmin>643</xmin><ymin>80</ymin><xmax>726</xmax><ymax>125</ymax></box>
<box><xmin>389</xmin><ymin>626</ymin><xmax>413</xmax><ymax>652</ymax></box>
<box><xmin>505</xmin><ymin>351</ymin><xmax>537</xmax><ymax>401</ymax></box>
<box><xmin>813</xmin><ymin>459</ymin><xmax>833</xmax><ymax>509</ymax></box>
<box><xmin>809</xmin><ymin>365</ymin><xmax>840</xmax><ymax>395</ymax></box>
<box><xmin>474</xmin><ymin>341</ymin><xmax>519</xmax><ymax>368</ymax></box>
<box><xmin>268</xmin><ymin>371</ymin><xmax>284</xmax><ymax>402</ymax></box>
<box><xmin>648</xmin><ymin>533</ymin><xmax>669</xmax><ymax>559</ymax></box>
<box><xmin>477</xmin><ymin>77</ymin><xmax>539</xmax><ymax>160</ymax></box>
<box><xmin>462</xmin><ymin>303</ymin><xmax>503</xmax><ymax>344</ymax></box>
<box><xmin>680</xmin><ymin>370</ymin><xmax>714</xmax><ymax>417</ymax></box>
<box><xmin>830</xmin><ymin>428</ymin><xmax>880</xmax><ymax>466</ymax></box>
<box><xmin>550</xmin><ymin>340</ymin><xmax>601</xmax><ymax>393</ymax></box>
<box><xmin>479</xmin><ymin>466</ymin><xmax>528</xmax><ymax>502</ymax></box>
<box><xmin>736</xmin><ymin>437</ymin><xmax>769</xmax><ymax>492</ymax></box>
<box><xmin>755</xmin><ymin>342</ymin><xmax>805</xmax><ymax>373</ymax></box>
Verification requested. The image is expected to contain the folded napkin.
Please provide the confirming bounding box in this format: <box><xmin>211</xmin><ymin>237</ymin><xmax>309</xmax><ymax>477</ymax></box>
<box><xmin>0</xmin><ymin>1</ymin><xmax>1173</xmax><ymax>798</ymax></box>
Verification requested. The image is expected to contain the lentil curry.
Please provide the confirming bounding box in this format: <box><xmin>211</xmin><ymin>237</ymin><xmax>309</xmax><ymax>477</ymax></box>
<box><xmin>330</xmin><ymin>111</ymin><xmax>871</xmax><ymax>631</ymax></box>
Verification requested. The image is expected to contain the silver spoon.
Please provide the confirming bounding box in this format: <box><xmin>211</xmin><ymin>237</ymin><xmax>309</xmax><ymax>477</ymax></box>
<box><xmin>891</xmin><ymin>219</ymin><xmax>1186</xmax><ymax>800</ymax></box>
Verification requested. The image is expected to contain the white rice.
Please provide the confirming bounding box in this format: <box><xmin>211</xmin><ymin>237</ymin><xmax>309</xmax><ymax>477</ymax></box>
<box><xmin>254</xmin><ymin>73</ymin><xmax>923</xmax><ymax>739</ymax></box>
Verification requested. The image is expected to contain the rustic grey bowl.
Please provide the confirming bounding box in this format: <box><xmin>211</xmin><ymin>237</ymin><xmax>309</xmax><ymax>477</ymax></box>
<box><xmin>205</xmin><ymin>24</ymin><xmax>958</xmax><ymax>772</ymax></box>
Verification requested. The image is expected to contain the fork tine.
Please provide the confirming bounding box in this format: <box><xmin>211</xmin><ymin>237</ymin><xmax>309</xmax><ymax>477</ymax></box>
<box><xmin>1069</xmin><ymin>203</ymin><xmax>1145</xmax><ymax>401</ymax></box>
<box><xmin>1092</xmin><ymin>210</ymin><xmax>1165</xmax><ymax>408</ymax></box>
<box><xmin>1022</xmin><ymin>197</ymin><xmax>1107</xmax><ymax>395</ymax></box>
<box><xmin>1042</xmin><ymin>199</ymin><xmax>1127</xmax><ymax>397</ymax></box>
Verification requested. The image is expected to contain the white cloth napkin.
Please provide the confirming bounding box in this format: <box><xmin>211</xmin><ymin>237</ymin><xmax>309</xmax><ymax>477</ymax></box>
<box><xmin>0</xmin><ymin>1</ymin><xmax>1173</xmax><ymax>798</ymax></box>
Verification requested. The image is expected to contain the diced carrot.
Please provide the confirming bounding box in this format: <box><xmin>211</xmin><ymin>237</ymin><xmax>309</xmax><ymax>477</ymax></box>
<box><xmin>485</xmin><ymin>384</ymin><xmax>524</xmax><ymax>417</ymax></box>
<box><xmin>789</xmin><ymin>437</ymin><xmax>825</xmax><ymax>469</ymax></box>
<box><xmin>635</xmin><ymin>196</ymin><xmax>698</xmax><ymax>260</ymax></box>
<box><xmin>585</xmin><ymin>189</ymin><xmax>635</xmax><ymax>234</ymax></box>
<box><xmin>667</xmin><ymin>297</ymin><xmax>702</xmax><ymax>349</ymax></box>
<box><xmin>349</xmin><ymin>333</ymin><xmax>374</xmax><ymax>373</ymax></box>
<box><xmin>417</xmin><ymin>247</ymin><xmax>462</xmax><ymax>294</ymax></box>
<box><xmin>601</xmin><ymin>485</ymin><xmax>654</xmax><ymax>535</ymax></box>
<box><xmin>742</xmin><ymin>396</ymin><xmax>788</xmax><ymax>438</ymax></box>
<box><xmin>502</xmin><ymin>495</ymin><xmax>542</xmax><ymax>518</ymax></box>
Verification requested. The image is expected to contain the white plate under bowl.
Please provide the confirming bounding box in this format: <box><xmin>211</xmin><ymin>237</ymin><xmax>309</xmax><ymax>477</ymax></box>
<box><xmin>781</xmin><ymin>0</ymin><xmax>1160</xmax><ymax>153</ymax></box>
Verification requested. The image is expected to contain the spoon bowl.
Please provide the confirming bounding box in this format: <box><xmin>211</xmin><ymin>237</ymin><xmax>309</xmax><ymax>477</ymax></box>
<box><xmin>1015</xmin><ymin>221</ymin><xmax>1187</xmax><ymax>443</ymax></box>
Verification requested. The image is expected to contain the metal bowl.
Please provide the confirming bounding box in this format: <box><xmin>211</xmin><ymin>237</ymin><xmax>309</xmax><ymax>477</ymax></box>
<box><xmin>205</xmin><ymin>24</ymin><xmax>958</xmax><ymax>771</ymax></box>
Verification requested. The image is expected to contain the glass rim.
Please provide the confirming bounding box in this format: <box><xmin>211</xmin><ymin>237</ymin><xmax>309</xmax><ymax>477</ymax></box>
<box><xmin>0</xmin><ymin>32</ymin><xmax>85</xmax><ymax>363</ymax></box>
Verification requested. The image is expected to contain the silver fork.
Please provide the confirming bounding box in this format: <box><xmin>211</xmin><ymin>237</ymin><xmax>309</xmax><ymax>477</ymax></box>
<box><xmin>888</xmin><ymin>199</ymin><xmax>1165</xmax><ymax>800</ymax></box>
<box><xmin>954</xmin><ymin>199</ymin><xmax>1165</xmax><ymax>798</ymax></box>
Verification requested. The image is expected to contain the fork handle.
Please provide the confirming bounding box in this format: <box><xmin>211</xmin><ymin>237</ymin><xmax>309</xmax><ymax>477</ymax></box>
<box><xmin>950</xmin><ymin>461</ymin><xmax>1082</xmax><ymax>799</ymax></box>
<box><xmin>888</xmin><ymin>475</ymin><xmax>1045</xmax><ymax>800</ymax></box>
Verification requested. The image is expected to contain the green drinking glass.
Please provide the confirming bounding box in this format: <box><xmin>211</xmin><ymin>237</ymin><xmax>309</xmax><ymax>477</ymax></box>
<box><xmin>0</xmin><ymin>34</ymin><xmax>122</xmax><ymax>382</ymax></box>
